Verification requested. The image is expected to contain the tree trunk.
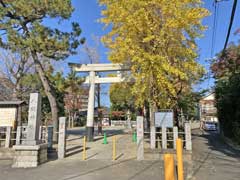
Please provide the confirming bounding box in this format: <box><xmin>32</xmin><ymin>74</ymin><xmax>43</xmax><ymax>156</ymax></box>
<box><xmin>31</xmin><ymin>51</ymin><xmax>59</xmax><ymax>142</ymax></box>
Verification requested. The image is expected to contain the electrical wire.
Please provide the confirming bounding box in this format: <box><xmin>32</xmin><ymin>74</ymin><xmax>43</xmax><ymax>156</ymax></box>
<box><xmin>223</xmin><ymin>0</ymin><xmax>238</xmax><ymax>50</ymax></box>
<box><xmin>207</xmin><ymin>1</ymin><xmax>220</xmax><ymax>89</ymax></box>
<box><xmin>211</xmin><ymin>1</ymin><xmax>219</xmax><ymax>58</ymax></box>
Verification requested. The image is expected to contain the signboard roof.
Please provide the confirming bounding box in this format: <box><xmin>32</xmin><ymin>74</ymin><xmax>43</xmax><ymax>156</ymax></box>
<box><xmin>0</xmin><ymin>101</ymin><xmax>25</xmax><ymax>106</ymax></box>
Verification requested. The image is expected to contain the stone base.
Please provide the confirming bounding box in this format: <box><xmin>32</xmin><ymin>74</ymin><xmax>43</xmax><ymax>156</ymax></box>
<box><xmin>86</xmin><ymin>126</ymin><xmax>94</xmax><ymax>142</ymax></box>
<box><xmin>12</xmin><ymin>143</ymin><xmax>48</xmax><ymax>168</ymax></box>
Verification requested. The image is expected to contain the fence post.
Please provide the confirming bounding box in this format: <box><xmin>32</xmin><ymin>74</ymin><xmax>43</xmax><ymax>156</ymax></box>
<box><xmin>58</xmin><ymin>117</ymin><xmax>66</xmax><ymax>159</ymax></box>
<box><xmin>173</xmin><ymin>126</ymin><xmax>178</xmax><ymax>150</ymax></box>
<box><xmin>162</xmin><ymin>127</ymin><xmax>167</xmax><ymax>149</ymax></box>
<box><xmin>137</xmin><ymin>116</ymin><xmax>144</xmax><ymax>160</ymax></box>
<box><xmin>150</xmin><ymin>126</ymin><xmax>156</xmax><ymax>149</ymax></box>
<box><xmin>185</xmin><ymin>123</ymin><xmax>192</xmax><ymax>151</ymax></box>
<box><xmin>16</xmin><ymin>126</ymin><xmax>21</xmax><ymax>145</ymax></box>
<box><xmin>5</xmin><ymin>126</ymin><xmax>11</xmax><ymax>148</ymax></box>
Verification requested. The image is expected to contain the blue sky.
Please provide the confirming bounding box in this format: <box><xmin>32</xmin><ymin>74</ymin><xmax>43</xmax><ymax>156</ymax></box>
<box><xmin>45</xmin><ymin>0</ymin><xmax>240</xmax><ymax>107</ymax></box>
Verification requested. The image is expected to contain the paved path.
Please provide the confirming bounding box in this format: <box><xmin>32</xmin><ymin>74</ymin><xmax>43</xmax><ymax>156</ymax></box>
<box><xmin>0</xmin><ymin>157</ymin><xmax>163</xmax><ymax>180</ymax></box>
<box><xmin>0</xmin><ymin>126</ymin><xmax>164</xmax><ymax>180</ymax></box>
<box><xmin>1</xmin><ymin>127</ymin><xmax>240</xmax><ymax>180</ymax></box>
<box><xmin>65</xmin><ymin>126</ymin><xmax>137</xmax><ymax>160</ymax></box>
<box><xmin>191</xmin><ymin>130</ymin><xmax>240</xmax><ymax>180</ymax></box>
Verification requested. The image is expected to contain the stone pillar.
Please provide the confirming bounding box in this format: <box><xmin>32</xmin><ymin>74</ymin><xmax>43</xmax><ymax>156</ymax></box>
<box><xmin>173</xmin><ymin>126</ymin><xmax>178</xmax><ymax>150</ymax></box>
<box><xmin>126</xmin><ymin>109</ymin><xmax>132</xmax><ymax>129</ymax></box>
<box><xmin>47</xmin><ymin>126</ymin><xmax>53</xmax><ymax>149</ymax></box>
<box><xmin>58</xmin><ymin>117</ymin><xmax>66</xmax><ymax>159</ymax></box>
<box><xmin>150</xmin><ymin>126</ymin><xmax>156</xmax><ymax>149</ymax></box>
<box><xmin>12</xmin><ymin>93</ymin><xmax>48</xmax><ymax>168</ymax></box>
<box><xmin>137</xmin><ymin>116</ymin><xmax>144</xmax><ymax>160</ymax></box>
<box><xmin>5</xmin><ymin>126</ymin><xmax>11</xmax><ymax>148</ymax></box>
<box><xmin>86</xmin><ymin>71</ymin><xmax>95</xmax><ymax>142</ymax></box>
<box><xmin>16</xmin><ymin>126</ymin><xmax>21</xmax><ymax>145</ymax></box>
<box><xmin>25</xmin><ymin>93</ymin><xmax>41</xmax><ymax>145</ymax></box>
<box><xmin>185</xmin><ymin>123</ymin><xmax>192</xmax><ymax>151</ymax></box>
<box><xmin>162</xmin><ymin>127</ymin><xmax>167</xmax><ymax>149</ymax></box>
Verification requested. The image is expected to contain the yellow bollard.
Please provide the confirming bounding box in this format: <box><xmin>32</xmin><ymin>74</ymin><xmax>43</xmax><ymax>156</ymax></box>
<box><xmin>112</xmin><ymin>136</ymin><xmax>116</xmax><ymax>161</ymax></box>
<box><xmin>176</xmin><ymin>138</ymin><xmax>184</xmax><ymax>180</ymax></box>
<box><xmin>82</xmin><ymin>136</ymin><xmax>86</xmax><ymax>160</ymax></box>
<box><xmin>164</xmin><ymin>154</ymin><xmax>175</xmax><ymax>180</ymax></box>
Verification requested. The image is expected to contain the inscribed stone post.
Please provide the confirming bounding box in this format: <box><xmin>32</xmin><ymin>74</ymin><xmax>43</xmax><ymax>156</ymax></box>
<box><xmin>150</xmin><ymin>126</ymin><xmax>156</xmax><ymax>149</ymax></box>
<box><xmin>185</xmin><ymin>123</ymin><xmax>192</xmax><ymax>151</ymax></box>
<box><xmin>162</xmin><ymin>127</ymin><xmax>167</xmax><ymax>149</ymax></box>
<box><xmin>137</xmin><ymin>116</ymin><xmax>144</xmax><ymax>160</ymax></box>
<box><xmin>16</xmin><ymin>126</ymin><xmax>21</xmax><ymax>145</ymax></box>
<box><xmin>25</xmin><ymin>93</ymin><xmax>41</xmax><ymax>145</ymax></box>
<box><xmin>173</xmin><ymin>126</ymin><xmax>178</xmax><ymax>150</ymax></box>
<box><xmin>5</xmin><ymin>126</ymin><xmax>11</xmax><ymax>148</ymax></box>
<box><xmin>58</xmin><ymin>117</ymin><xmax>66</xmax><ymax>159</ymax></box>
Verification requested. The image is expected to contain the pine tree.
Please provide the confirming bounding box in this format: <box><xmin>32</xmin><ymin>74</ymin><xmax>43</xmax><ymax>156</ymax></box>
<box><xmin>0</xmin><ymin>0</ymin><xmax>85</xmax><ymax>140</ymax></box>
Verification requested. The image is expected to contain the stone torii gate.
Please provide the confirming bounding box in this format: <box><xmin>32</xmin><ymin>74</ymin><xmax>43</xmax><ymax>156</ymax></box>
<box><xmin>69</xmin><ymin>63</ymin><xmax>130</xmax><ymax>141</ymax></box>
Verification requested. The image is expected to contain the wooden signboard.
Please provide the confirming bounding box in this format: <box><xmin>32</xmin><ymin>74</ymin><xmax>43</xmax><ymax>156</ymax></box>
<box><xmin>0</xmin><ymin>107</ymin><xmax>16</xmax><ymax>127</ymax></box>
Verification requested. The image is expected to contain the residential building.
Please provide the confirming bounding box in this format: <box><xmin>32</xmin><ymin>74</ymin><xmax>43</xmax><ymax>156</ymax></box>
<box><xmin>199</xmin><ymin>93</ymin><xmax>218</xmax><ymax>122</ymax></box>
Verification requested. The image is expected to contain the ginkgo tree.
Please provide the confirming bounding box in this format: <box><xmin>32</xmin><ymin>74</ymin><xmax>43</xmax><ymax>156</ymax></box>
<box><xmin>100</xmin><ymin>0</ymin><xmax>209</xmax><ymax>126</ymax></box>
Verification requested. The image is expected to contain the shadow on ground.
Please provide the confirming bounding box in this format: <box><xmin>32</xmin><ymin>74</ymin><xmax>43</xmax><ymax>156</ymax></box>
<box><xmin>192</xmin><ymin>130</ymin><xmax>240</xmax><ymax>159</ymax></box>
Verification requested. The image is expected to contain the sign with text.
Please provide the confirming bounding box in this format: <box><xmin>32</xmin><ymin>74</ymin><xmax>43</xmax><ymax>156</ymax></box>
<box><xmin>0</xmin><ymin>107</ymin><xmax>16</xmax><ymax>127</ymax></box>
<box><xmin>155</xmin><ymin>110</ymin><xmax>173</xmax><ymax>128</ymax></box>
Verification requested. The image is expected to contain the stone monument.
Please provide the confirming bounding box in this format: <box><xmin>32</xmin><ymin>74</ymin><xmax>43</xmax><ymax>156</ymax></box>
<box><xmin>58</xmin><ymin>117</ymin><xmax>66</xmax><ymax>159</ymax></box>
<box><xmin>12</xmin><ymin>93</ymin><xmax>48</xmax><ymax>168</ymax></box>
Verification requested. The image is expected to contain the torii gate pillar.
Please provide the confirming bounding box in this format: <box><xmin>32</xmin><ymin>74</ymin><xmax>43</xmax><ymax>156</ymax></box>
<box><xmin>86</xmin><ymin>71</ymin><xmax>95</xmax><ymax>141</ymax></box>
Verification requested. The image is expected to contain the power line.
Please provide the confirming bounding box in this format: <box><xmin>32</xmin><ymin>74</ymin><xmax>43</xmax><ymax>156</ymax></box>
<box><xmin>211</xmin><ymin>1</ymin><xmax>219</xmax><ymax>58</ymax></box>
<box><xmin>223</xmin><ymin>0</ymin><xmax>238</xmax><ymax>50</ymax></box>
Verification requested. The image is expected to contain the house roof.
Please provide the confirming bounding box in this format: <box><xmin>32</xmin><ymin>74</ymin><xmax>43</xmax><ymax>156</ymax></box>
<box><xmin>200</xmin><ymin>92</ymin><xmax>215</xmax><ymax>100</ymax></box>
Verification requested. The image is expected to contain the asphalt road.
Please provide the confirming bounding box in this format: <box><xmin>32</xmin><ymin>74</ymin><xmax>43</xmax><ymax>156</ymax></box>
<box><xmin>191</xmin><ymin>130</ymin><xmax>240</xmax><ymax>180</ymax></box>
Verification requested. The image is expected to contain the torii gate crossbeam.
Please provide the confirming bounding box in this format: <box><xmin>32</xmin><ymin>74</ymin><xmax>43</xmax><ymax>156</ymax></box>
<box><xmin>69</xmin><ymin>63</ymin><xmax>131</xmax><ymax>141</ymax></box>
